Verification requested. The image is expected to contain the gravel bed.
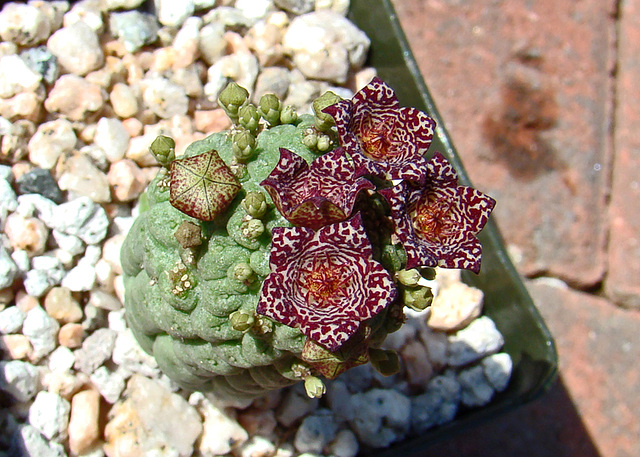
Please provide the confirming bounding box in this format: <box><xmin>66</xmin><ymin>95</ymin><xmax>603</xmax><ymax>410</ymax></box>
<box><xmin>0</xmin><ymin>1</ymin><xmax>512</xmax><ymax>456</ymax></box>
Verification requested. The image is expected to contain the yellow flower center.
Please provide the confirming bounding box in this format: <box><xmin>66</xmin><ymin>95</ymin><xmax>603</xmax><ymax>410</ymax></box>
<box><xmin>298</xmin><ymin>253</ymin><xmax>351</xmax><ymax>307</ymax></box>
<box><xmin>359</xmin><ymin>116</ymin><xmax>397</xmax><ymax>161</ymax></box>
<box><xmin>410</xmin><ymin>192</ymin><xmax>452</xmax><ymax>243</ymax></box>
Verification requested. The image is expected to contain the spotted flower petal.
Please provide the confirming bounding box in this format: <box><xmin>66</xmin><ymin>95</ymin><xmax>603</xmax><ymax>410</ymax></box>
<box><xmin>169</xmin><ymin>149</ymin><xmax>241</xmax><ymax>221</ymax></box>
<box><xmin>256</xmin><ymin>214</ymin><xmax>397</xmax><ymax>352</ymax></box>
<box><xmin>379</xmin><ymin>153</ymin><xmax>495</xmax><ymax>273</ymax></box>
<box><xmin>323</xmin><ymin>77</ymin><xmax>436</xmax><ymax>184</ymax></box>
<box><xmin>260</xmin><ymin>148</ymin><xmax>374</xmax><ymax>230</ymax></box>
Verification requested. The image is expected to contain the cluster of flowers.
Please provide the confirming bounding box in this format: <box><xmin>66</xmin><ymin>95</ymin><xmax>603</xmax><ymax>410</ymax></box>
<box><xmin>256</xmin><ymin>78</ymin><xmax>496</xmax><ymax>370</ymax></box>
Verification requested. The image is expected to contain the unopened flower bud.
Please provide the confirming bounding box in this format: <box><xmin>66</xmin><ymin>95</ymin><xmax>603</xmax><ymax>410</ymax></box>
<box><xmin>238</xmin><ymin>104</ymin><xmax>260</xmax><ymax>134</ymax></box>
<box><xmin>218</xmin><ymin>82</ymin><xmax>249</xmax><ymax>123</ymax></box>
<box><xmin>232</xmin><ymin>262</ymin><xmax>254</xmax><ymax>282</ymax></box>
<box><xmin>403</xmin><ymin>286</ymin><xmax>433</xmax><ymax>312</ymax></box>
<box><xmin>302</xmin><ymin>129</ymin><xmax>318</xmax><ymax>149</ymax></box>
<box><xmin>397</xmin><ymin>269</ymin><xmax>421</xmax><ymax>287</ymax></box>
<box><xmin>369</xmin><ymin>348</ymin><xmax>400</xmax><ymax>376</ymax></box>
<box><xmin>313</xmin><ymin>91</ymin><xmax>342</xmax><ymax>131</ymax></box>
<box><xmin>232</xmin><ymin>129</ymin><xmax>256</xmax><ymax>162</ymax></box>
<box><xmin>241</xmin><ymin>218</ymin><xmax>265</xmax><ymax>239</ymax></box>
<box><xmin>241</xmin><ymin>191</ymin><xmax>268</xmax><ymax>218</ymax></box>
<box><xmin>304</xmin><ymin>375</ymin><xmax>326</xmax><ymax>398</ymax></box>
<box><xmin>229</xmin><ymin>309</ymin><xmax>255</xmax><ymax>332</ymax></box>
<box><xmin>150</xmin><ymin>135</ymin><xmax>175</xmax><ymax>167</ymax></box>
<box><xmin>316</xmin><ymin>133</ymin><xmax>331</xmax><ymax>152</ymax></box>
<box><xmin>280</xmin><ymin>105</ymin><xmax>298</xmax><ymax>125</ymax></box>
<box><xmin>258</xmin><ymin>93</ymin><xmax>282</xmax><ymax>127</ymax></box>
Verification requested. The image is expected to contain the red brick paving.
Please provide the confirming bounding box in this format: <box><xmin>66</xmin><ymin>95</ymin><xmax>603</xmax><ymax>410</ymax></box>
<box><xmin>392</xmin><ymin>0</ymin><xmax>640</xmax><ymax>455</ymax></box>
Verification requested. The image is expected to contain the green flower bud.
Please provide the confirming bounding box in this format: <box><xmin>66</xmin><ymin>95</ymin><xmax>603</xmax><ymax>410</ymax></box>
<box><xmin>396</xmin><ymin>269</ymin><xmax>421</xmax><ymax>287</ymax></box>
<box><xmin>238</xmin><ymin>104</ymin><xmax>260</xmax><ymax>134</ymax></box>
<box><xmin>258</xmin><ymin>93</ymin><xmax>282</xmax><ymax>127</ymax></box>
<box><xmin>150</xmin><ymin>135</ymin><xmax>175</xmax><ymax>168</ymax></box>
<box><xmin>218</xmin><ymin>82</ymin><xmax>249</xmax><ymax>123</ymax></box>
<box><xmin>280</xmin><ymin>105</ymin><xmax>298</xmax><ymax>125</ymax></box>
<box><xmin>302</xmin><ymin>128</ymin><xmax>318</xmax><ymax>149</ymax></box>
<box><xmin>369</xmin><ymin>348</ymin><xmax>400</xmax><ymax>376</ymax></box>
<box><xmin>232</xmin><ymin>129</ymin><xmax>256</xmax><ymax>162</ymax></box>
<box><xmin>232</xmin><ymin>262</ymin><xmax>254</xmax><ymax>282</ymax></box>
<box><xmin>241</xmin><ymin>218</ymin><xmax>265</xmax><ymax>239</ymax></box>
<box><xmin>403</xmin><ymin>286</ymin><xmax>433</xmax><ymax>312</ymax></box>
<box><xmin>241</xmin><ymin>192</ymin><xmax>268</xmax><ymax>218</ymax></box>
<box><xmin>304</xmin><ymin>375</ymin><xmax>326</xmax><ymax>398</ymax></box>
<box><xmin>313</xmin><ymin>91</ymin><xmax>342</xmax><ymax>131</ymax></box>
<box><xmin>316</xmin><ymin>133</ymin><xmax>332</xmax><ymax>152</ymax></box>
<box><xmin>229</xmin><ymin>310</ymin><xmax>255</xmax><ymax>332</ymax></box>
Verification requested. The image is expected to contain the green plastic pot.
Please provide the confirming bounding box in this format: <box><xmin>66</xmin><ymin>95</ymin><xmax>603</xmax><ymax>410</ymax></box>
<box><xmin>347</xmin><ymin>0</ymin><xmax>558</xmax><ymax>453</ymax></box>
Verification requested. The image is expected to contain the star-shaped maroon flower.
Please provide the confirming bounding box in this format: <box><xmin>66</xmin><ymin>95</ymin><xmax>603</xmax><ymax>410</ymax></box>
<box><xmin>260</xmin><ymin>147</ymin><xmax>374</xmax><ymax>230</ymax></box>
<box><xmin>256</xmin><ymin>214</ymin><xmax>397</xmax><ymax>352</ymax></box>
<box><xmin>379</xmin><ymin>153</ymin><xmax>495</xmax><ymax>273</ymax></box>
<box><xmin>323</xmin><ymin>77</ymin><xmax>436</xmax><ymax>184</ymax></box>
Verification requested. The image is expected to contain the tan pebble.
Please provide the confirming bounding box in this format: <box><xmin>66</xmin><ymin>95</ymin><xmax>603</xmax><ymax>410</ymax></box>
<box><xmin>57</xmin><ymin>153</ymin><xmax>111</xmax><ymax>203</ymax></box>
<box><xmin>11</xmin><ymin>162</ymin><xmax>34</xmax><ymax>180</ymax></box>
<box><xmin>135</xmin><ymin>109</ymin><xmax>158</xmax><ymax>126</ymax></box>
<box><xmin>355</xmin><ymin>67</ymin><xmax>377</xmax><ymax>91</ymax></box>
<box><xmin>126</xmin><ymin>134</ymin><xmax>158</xmax><ymax>167</ymax></box>
<box><xmin>110</xmin><ymin>83</ymin><xmax>139</xmax><ymax>119</ymax></box>
<box><xmin>225</xmin><ymin>31</ymin><xmax>250</xmax><ymax>54</ymax></box>
<box><xmin>0</xmin><ymin>88</ymin><xmax>45</xmax><ymax>122</ymax></box>
<box><xmin>427</xmin><ymin>282</ymin><xmax>484</xmax><ymax>332</ymax></box>
<box><xmin>4</xmin><ymin>212</ymin><xmax>49</xmax><ymax>256</ymax></box>
<box><xmin>151</xmin><ymin>47</ymin><xmax>177</xmax><ymax>72</ymax></box>
<box><xmin>69</xmin><ymin>389</ymin><xmax>101</xmax><ymax>455</ymax></box>
<box><xmin>44</xmin><ymin>74</ymin><xmax>105</xmax><ymax>121</ymax></box>
<box><xmin>194</xmin><ymin>109</ymin><xmax>231</xmax><ymax>133</ymax></box>
<box><xmin>86</xmin><ymin>68</ymin><xmax>113</xmax><ymax>89</ymax></box>
<box><xmin>89</xmin><ymin>288</ymin><xmax>122</xmax><ymax>311</ymax></box>
<box><xmin>136</xmin><ymin>51</ymin><xmax>155</xmax><ymax>71</ymax></box>
<box><xmin>0</xmin><ymin>334</ymin><xmax>33</xmax><ymax>359</ymax></box>
<box><xmin>58</xmin><ymin>322</ymin><xmax>85</xmax><ymax>348</ymax></box>
<box><xmin>122</xmin><ymin>54</ymin><xmax>144</xmax><ymax>85</ymax></box>
<box><xmin>80</xmin><ymin>123</ymin><xmax>97</xmax><ymax>143</ymax></box>
<box><xmin>44</xmin><ymin>286</ymin><xmax>83</xmax><ymax>324</ymax></box>
<box><xmin>400</xmin><ymin>340</ymin><xmax>434</xmax><ymax>387</ymax></box>
<box><xmin>102</xmin><ymin>235</ymin><xmax>125</xmax><ymax>275</ymax></box>
<box><xmin>103</xmin><ymin>39</ymin><xmax>127</xmax><ymax>58</ymax></box>
<box><xmin>175</xmin><ymin>133</ymin><xmax>206</xmax><ymax>157</ymax></box>
<box><xmin>47</xmin><ymin>22</ymin><xmax>104</xmax><ymax>76</ymax></box>
<box><xmin>28</xmin><ymin>118</ymin><xmax>77</xmax><ymax>169</ymax></box>
<box><xmin>42</xmin><ymin>370</ymin><xmax>85</xmax><ymax>399</ymax></box>
<box><xmin>108</xmin><ymin>159</ymin><xmax>147</xmax><ymax>202</ymax></box>
<box><xmin>113</xmin><ymin>275</ymin><xmax>125</xmax><ymax>305</ymax></box>
<box><xmin>121</xmin><ymin>117</ymin><xmax>143</xmax><ymax>137</ymax></box>
<box><xmin>238</xmin><ymin>408</ymin><xmax>277</xmax><ymax>437</ymax></box>
<box><xmin>94</xmin><ymin>259</ymin><xmax>116</xmax><ymax>292</ymax></box>
<box><xmin>15</xmin><ymin>291</ymin><xmax>39</xmax><ymax>312</ymax></box>
<box><xmin>0</xmin><ymin>288</ymin><xmax>14</xmax><ymax>306</ymax></box>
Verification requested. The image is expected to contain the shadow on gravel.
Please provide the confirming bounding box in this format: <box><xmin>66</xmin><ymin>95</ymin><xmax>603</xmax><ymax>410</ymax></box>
<box><xmin>416</xmin><ymin>376</ymin><xmax>601</xmax><ymax>457</ymax></box>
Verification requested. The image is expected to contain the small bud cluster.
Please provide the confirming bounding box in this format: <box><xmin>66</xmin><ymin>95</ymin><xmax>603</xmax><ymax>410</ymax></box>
<box><xmin>168</xmin><ymin>261</ymin><xmax>194</xmax><ymax>296</ymax></box>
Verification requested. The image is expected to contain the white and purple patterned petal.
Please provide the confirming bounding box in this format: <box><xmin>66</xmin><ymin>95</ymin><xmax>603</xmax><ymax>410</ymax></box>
<box><xmin>256</xmin><ymin>215</ymin><xmax>397</xmax><ymax>352</ymax></box>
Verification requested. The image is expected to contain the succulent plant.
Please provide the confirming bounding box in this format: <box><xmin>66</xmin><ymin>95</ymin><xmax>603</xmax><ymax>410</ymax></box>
<box><xmin>121</xmin><ymin>78</ymin><xmax>495</xmax><ymax>402</ymax></box>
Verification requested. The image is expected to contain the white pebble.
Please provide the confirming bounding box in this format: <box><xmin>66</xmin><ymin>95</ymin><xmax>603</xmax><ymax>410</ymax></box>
<box><xmin>328</xmin><ymin>429</ymin><xmax>359</xmax><ymax>457</ymax></box>
<box><xmin>0</xmin><ymin>55</ymin><xmax>42</xmax><ymax>98</ymax></box>
<box><xmin>112</xmin><ymin>329</ymin><xmax>160</xmax><ymax>377</ymax></box>
<box><xmin>482</xmin><ymin>352</ymin><xmax>513</xmax><ymax>392</ymax></box>
<box><xmin>22</xmin><ymin>306</ymin><xmax>60</xmax><ymax>359</ymax></box>
<box><xmin>47</xmin><ymin>21</ymin><xmax>104</xmax><ymax>76</ymax></box>
<box><xmin>0</xmin><ymin>3</ymin><xmax>51</xmax><ymax>46</ymax></box>
<box><xmin>28</xmin><ymin>390</ymin><xmax>71</xmax><ymax>441</ymax></box>
<box><xmin>196</xmin><ymin>396</ymin><xmax>249</xmax><ymax>455</ymax></box>
<box><xmin>294</xmin><ymin>409</ymin><xmax>338</xmax><ymax>454</ymax></box>
<box><xmin>52</xmin><ymin>230</ymin><xmax>85</xmax><ymax>257</ymax></box>
<box><xmin>0</xmin><ymin>246</ymin><xmax>18</xmax><ymax>289</ymax></box>
<box><xmin>155</xmin><ymin>0</ymin><xmax>195</xmax><ymax>26</ymax></box>
<box><xmin>0</xmin><ymin>360</ymin><xmax>40</xmax><ymax>402</ymax></box>
<box><xmin>47</xmin><ymin>346</ymin><xmax>76</xmax><ymax>372</ymax></box>
<box><xmin>142</xmin><ymin>76</ymin><xmax>189</xmax><ymax>119</ymax></box>
<box><xmin>0</xmin><ymin>305</ymin><xmax>26</xmax><ymax>334</ymax></box>
<box><xmin>16</xmin><ymin>194</ymin><xmax>57</xmax><ymax>226</ymax></box>
<box><xmin>0</xmin><ymin>177</ymin><xmax>18</xmax><ymax>224</ymax></box>
<box><xmin>28</xmin><ymin>118</ymin><xmax>77</xmax><ymax>170</ymax></box>
<box><xmin>90</xmin><ymin>366</ymin><xmax>126</xmax><ymax>403</ymax></box>
<box><xmin>74</xmin><ymin>328</ymin><xmax>117</xmax><ymax>374</ymax></box>
<box><xmin>94</xmin><ymin>117</ymin><xmax>131</xmax><ymax>163</ymax></box>
<box><xmin>447</xmin><ymin>316</ymin><xmax>504</xmax><ymax>367</ymax></box>
<box><xmin>51</xmin><ymin>197</ymin><xmax>110</xmax><ymax>245</ymax></box>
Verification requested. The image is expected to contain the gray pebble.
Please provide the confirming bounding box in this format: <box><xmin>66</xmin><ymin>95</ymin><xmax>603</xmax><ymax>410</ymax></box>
<box><xmin>349</xmin><ymin>388</ymin><xmax>411</xmax><ymax>448</ymax></box>
<box><xmin>22</xmin><ymin>306</ymin><xmax>60</xmax><ymax>359</ymax></box>
<box><xmin>16</xmin><ymin>168</ymin><xmax>64</xmax><ymax>204</ymax></box>
<box><xmin>0</xmin><ymin>360</ymin><xmax>40</xmax><ymax>402</ymax></box>
<box><xmin>410</xmin><ymin>373</ymin><xmax>461</xmax><ymax>434</ymax></box>
<box><xmin>294</xmin><ymin>409</ymin><xmax>338</xmax><ymax>454</ymax></box>
<box><xmin>20</xmin><ymin>46</ymin><xmax>60</xmax><ymax>85</ymax></box>
<box><xmin>0</xmin><ymin>178</ymin><xmax>18</xmax><ymax>224</ymax></box>
<box><xmin>74</xmin><ymin>328</ymin><xmax>117</xmax><ymax>374</ymax></box>
<box><xmin>325</xmin><ymin>380</ymin><xmax>354</xmax><ymax>422</ymax></box>
<box><xmin>52</xmin><ymin>230</ymin><xmax>85</xmax><ymax>257</ymax></box>
<box><xmin>252</xmin><ymin>67</ymin><xmax>291</xmax><ymax>103</ymax></box>
<box><xmin>28</xmin><ymin>390</ymin><xmax>71</xmax><ymax>441</ymax></box>
<box><xmin>0</xmin><ymin>305</ymin><xmax>26</xmax><ymax>334</ymax></box>
<box><xmin>447</xmin><ymin>316</ymin><xmax>504</xmax><ymax>367</ymax></box>
<box><xmin>16</xmin><ymin>194</ymin><xmax>57</xmax><ymax>227</ymax></box>
<box><xmin>143</xmin><ymin>76</ymin><xmax>189</xmax><ymax>119</ymax></box>
<box><xmin>274</xmin><ymin>0</ymin><xmax>314</xmax><ymax>15</ymax></box>
<box><xmin>482</xmin><ymin>352</ymin><xmax>513</xmax><ymax>392</ymax></box>
<box><xmin>14</xmin><ymin>424</ymin><xmax>67</xmax><ymax>457</ymax></box>
<box><xmin>276</xmin><ymin>383</ymin><xmax>319</xmax><ymax>427</ymax></box>
<box><xmin>0</xmin><ymin>164</ymin><xmax>12</xmax><ymax>182</ymax></box>
<box><xmin>0</xmin><ymin>246</ymin><xmax>18</xmax><ymax>289</ymax></box>
<box><xmin>23</xmin><ymin>257</ymin><xmax>66</xmax><ymax>297</ymax></box>
<box><xmin>109</xmin><ymin>11</ymin><xmax>160</xmax><ymax>53</ymax></box>
<box><xmin>458</xmin><ymin>364</ymin><xmax>495</xmax><ymax>408</ymax></box>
